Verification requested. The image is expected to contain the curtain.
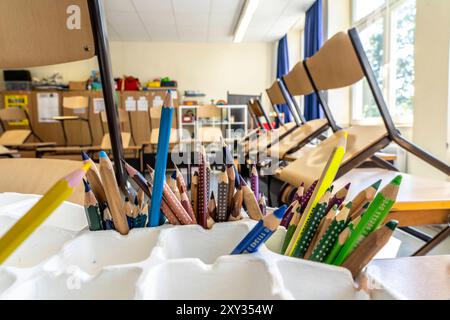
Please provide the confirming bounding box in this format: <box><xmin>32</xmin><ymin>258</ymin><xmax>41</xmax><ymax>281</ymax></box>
<box><xmin>304</xmin><ymin>0</ymin><xmax>324</xmax><ymax>120</ymax></box>
<box><xmin>276</xmin><ymin>35</ymin><xmax>293</xmax><ymax>125</ymax></box>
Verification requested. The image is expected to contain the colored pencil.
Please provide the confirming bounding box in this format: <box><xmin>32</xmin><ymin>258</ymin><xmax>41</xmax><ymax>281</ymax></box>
<box><xmin>83</xmin><ymin>179</ymin><xmax>103</xmax><ymax>231</ymax></box>
<box><xmin>102</xmin><ymin>205</ymin><xmax>114</xmax><ymax>230</ymax></box>
<box><xmin>226</xmin><ymin>164</ymin><xmax>236</xmax><ymax>213</ymax></box>
<box><xmin>229</xmin><ymin>187</ymin><xmax>244</xmax><ymax>221</ymax></box>
<box><xmin>174</xmin><ymin>169</ymin><xmax>196</xmax><ymax>223</ymax></box>
<box><xmin>342</xmin><ymin>220</ymin><xmax>398</xmax><ymax>277</ymax></box>
<box><xmin>333</xmin><ymin>175</ymin><xmax>402</xmax><ymax>266</ymax></box>
<box><xmin>216</xmin><ymin>168</ymin><xmax>229</xmax><ymax>222</ymax></box>
<box><xmin>324</xmin><ymin>227</ymin><xmax>350</xmax><ymax>264</ymax></box>
<box><xmin>280</xmin><ymin>200</ymin><xmax>299</xmax><ymax>228</ymax></box>
<box><xmin>304</xmin><ymin>204</ymin><xmax>339</xmax><ymax>259</ymax></box>
<box><xmin>281</xmin><ymin>201</ymin><xmax>302</xmax><ymax>254</ymax></box>
<box><xmin>168</xmin><ymin>172</ymin><xmax>181</xmax><ymax>201</ymax></box>
<box><xmin>310</xmin><ymin>204</ymin><xmax>350</xmax><ymax>263</ymax></box>
<box><xmin>191</xmin><ymin>171</ymin><xmax>199</xmax><ymax>221</ymax></box>
<box><xmin>231</xmin><ymin>205</ymin><xmax>288</xmax><ymax>255</ymax></box>
<box><xmin>291</xmin><ymin>191</ymin><xmax>332</xmax><ymax>258</ymax></box>
<box><xmin>292</xmin><ymin>183</ymin><xmax>305</xmax><ymax>202</ymax></box>
<box><xmin>348</xmin><ymin>179</ymin><xmax>382</xmax><ymax>220</ymax></box>
<box><xmin>207</xmin><ymin>192</ymin><xmax>216</xmax><ymax>229</ymax></box>
<box><xmin>99</xmin><ymin>151</ymin><xmax>129</xmax><ymax>235</ymax></box>
<box><xmin>259</xmin><ymin>194</ymin><xmax>267</xmax><ymax>216</ymax></box>
<box><xmin>327</xmin><ymin>183</ymin><xmax>350</xmax><ymax>212</ymax></box>
<box><xmin>285</xmin><ymin>133</ymin><xmax>347</xmax><ymax>257</ymax></box>
<box><xmin>122</xmin><ymin>160</ymin><xmax>152</xmax><ymax>198</ymax></box>
<box><xmin>198</xmin><ymin>146</ymin><xmax>208</xmax><ymax>228</ymax></box>
<box><xmin>241</xmin><ymin>176</ymin><xmax>264</xmax><ymax>220</ymax></box>
<box><xmin>250</xmin><ymin>164</ymin><xmax>259</xmax><ymax>200</ymax></box>
<box><xmin>149</xmin><ymin>90</ymin><xmax>174</xmax><ymax>227</ymax></box>
<box><xmin>0</xmin><ymin>164</ymin><xmax>89</xmax><ymax>264</ymax></box>
<box><xmin>123</xmin><ymin>196</ymin><xmax>134</xmax><ymax>228</ymax></box>
<box><xmin>300</xmin><ymin>180</ymin><xmax>318</xmax><ymax>212</ymax></box>
<box><xmin>81</xmin><ymin>152</ymin><xmax>107</xmax><ymax>204</ymax></box>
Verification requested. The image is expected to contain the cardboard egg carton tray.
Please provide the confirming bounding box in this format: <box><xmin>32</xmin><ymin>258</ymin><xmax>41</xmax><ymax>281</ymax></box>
<box><xmin>0</xmin><ymin>193</ymin><xmax>402</xmax><ymax>300</ymax></box>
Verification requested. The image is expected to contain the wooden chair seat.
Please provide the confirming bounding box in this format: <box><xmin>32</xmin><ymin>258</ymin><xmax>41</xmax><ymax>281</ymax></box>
<box><xmin>0</xmin><ymin>130</ymin><xmax>31</xmax><ymax>146</ymax></box>
<box><xmin>268</xmin><ymin>119</ymin><xmax>329</xmax><ymax>158</ymax></box>
<box><xmin>150</xmin><ymin>128</ymin><xmax>179</xmax><ymax>145</ymax></box>
<box><xmin>0</xmin><ymin>158</ymin><xmax>85</xmax><ymax>205</ymax></box>
<box><xmin>276</xmin><ymin>125</ymin><xmax>387</xmax><ymax>187</ymax></box>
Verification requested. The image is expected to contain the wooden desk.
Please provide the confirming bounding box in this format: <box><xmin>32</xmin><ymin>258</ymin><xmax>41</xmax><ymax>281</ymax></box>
<box><xmin>334</xmin><ymin>169</ymin><xmax>450</xmax><ymax>227</ymax></box>
<box><xmin>367</xmin><ymin>255</ymin><xmax>450</xmax><ymax>300</ymax></box>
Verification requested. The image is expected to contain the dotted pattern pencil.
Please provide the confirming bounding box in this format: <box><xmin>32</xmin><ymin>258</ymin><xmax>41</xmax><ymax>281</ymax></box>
<box><xmin>198</xmin><ymin>146</ymin><xmax>208</xmax><ymax>228</ymax></box>
<box><xmin>324</xmin><ymin>227</ymin><xmax>350</xmax><ymax>264</ymax></box>
<box><xmin>216</xmin><ymin>168</ymin><xmax>229</xmax><ymax>222</ymax></box>
<box><xmin>281</xmin><ymin>201</ymin><xmax>302</xmax><ymax>254</ymax></box>
<box><xmin>291</xmin><ymin>191</ymin><xmax>332</xmax><ymax>258</ymax></box>
<box><xmin>191</xmin><ymin>172</ymin><xmax>199</xmax><ymax>222</ymax></box>
<box><xmin>310</xmin><ymin>204</ymin><xmax>350</xmax><ymax>263</ymax></box>
<box><xmin>280</xmin><ymin>200</ymin><xmax>299</xmax><ymax>228</ymax></box>
<box><xmin>300</xmin><ymin>180</ymin><xmax>318</xmax><ymax>212</ymax></box>
<box><xmin>250</xmin><ymin>164</ymin><xmax>259</xmax><ymax>201</ymax></box>
<box><xmin>327</xmin><ymin>183</ymin><xmax>350</xmax><ymax>212</ymax></box>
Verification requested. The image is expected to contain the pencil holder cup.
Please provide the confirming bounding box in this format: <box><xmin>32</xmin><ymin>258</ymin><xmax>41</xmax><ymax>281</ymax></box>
<box><xmin>0</xmin><ymin>194</ymin><xmax>397</xmax><ymax>300</ymax></box>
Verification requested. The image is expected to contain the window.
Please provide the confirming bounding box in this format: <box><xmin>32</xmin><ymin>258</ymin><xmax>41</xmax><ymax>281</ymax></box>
<box><xmin>352</xmin><ymin>0</ymin><xmax>416</xmax><ymax>125</ymax></box>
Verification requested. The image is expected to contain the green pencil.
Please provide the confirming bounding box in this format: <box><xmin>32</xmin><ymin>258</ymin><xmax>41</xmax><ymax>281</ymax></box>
<box><xmin>310</xmin><ymin>203</ymin><xmax>350</xmax><ymax>262</ymax></box>
<box><xmin>83</xmin><ymin>179</ymin><xmax>103</xmax><ymax>231</ymax></box>
<box><xmin>333</xmin><ymin>175</ymin><xmax>402</xmax><ymax>266</ymax></box>
<box><xmin>324</xmin><ymin>227</ymin><xmax>350</xmax><ymax>264</ymax></box>
<box><xmin>291</xmin><ymin>191</ymin><xmax>332</xmax><ymax>258</ymax></box>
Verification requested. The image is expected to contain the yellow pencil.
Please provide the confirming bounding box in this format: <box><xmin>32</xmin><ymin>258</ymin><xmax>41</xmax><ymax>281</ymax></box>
<box><xmin>0</xmin><ymin>163</ymin><xmax>90</xmax><ymax>265</ymax></box>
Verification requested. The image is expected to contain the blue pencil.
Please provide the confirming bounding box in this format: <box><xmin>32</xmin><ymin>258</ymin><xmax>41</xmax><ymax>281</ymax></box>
<box><xmin>231</xmin><ymin>205</ymin><xmax>287</xmax><ymax>255</ymax></box>
<box><xmin>149</xmin><ymin>91</ymin><xmax>174</xmax><ymax>227</ymax></box>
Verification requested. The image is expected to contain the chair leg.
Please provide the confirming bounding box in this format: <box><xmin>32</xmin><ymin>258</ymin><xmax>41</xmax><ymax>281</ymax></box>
<box><xmin>412</xmin><ymin>218</ymin><xmax>450</xmax><ymax>256</ymax></box>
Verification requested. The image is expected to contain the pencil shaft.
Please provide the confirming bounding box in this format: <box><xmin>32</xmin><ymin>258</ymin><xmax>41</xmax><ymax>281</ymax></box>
<box><xmin>198</xmin><ymin>149</ymin><xmax>208</xmax><ymax>228</ymax></box>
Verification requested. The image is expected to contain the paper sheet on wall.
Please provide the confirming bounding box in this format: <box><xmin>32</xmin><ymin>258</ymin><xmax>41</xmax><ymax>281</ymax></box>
<box><xmin>93</xmin><ymin>98</ymin><xmax>105</xmax><ymax>114</ymax></box>
<box><xmin>125</xmin><ymin>97</ymin><xmax>137</xmax><ymax>111</ymax></box>
<box><xmin>153</xmin><ymin>96</ymin><xmax>163</xmax><ymax>108</ymax></box>
<box><xmin>37</xmin><ymin>93</ymin><xmax>60</xmax><ymax>123</ymax></box>
<box><xmin>137</xmin><ymin>97</ymin><xmax>149</xmax><ymax>112</ymax></box>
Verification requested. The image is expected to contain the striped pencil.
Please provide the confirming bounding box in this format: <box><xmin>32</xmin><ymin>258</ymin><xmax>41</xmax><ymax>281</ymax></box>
<box><xmin>216</xmin><ymin>168</ymin><xmax>229</xmax><ymax>222</ymax></box>
<box><xmin>291</xmin><ymin>191</ymin><xmax>332</xmax><ymax>258</ymax></box>
<box><xmin>327</xmin><ymin>183</ymin><xmax>350</xmax><ymax>212</ymax></box>
<box><xmin>333</xmin><ymin>175</ymin><xmax>402</xmax><ymax>266</ymax></box>
<box><xmin>198</xmin><ymin>146</ymin><xmax>209</xmax><ymax>228</ymax></box>
<box><xmin>250</xmin><ymin>165</ymin><xmax>259</xmax><ymax>200</ymax></box>
<box><xmin>99</xmin><ymin>151</ymin><xmax>129</xmax><ymax>235</ymax></box>
<box><xmin>348</xmin><ymin>180</ymin><xmax>382</xmax><ymax>220</ymax></box>
<box><xmin>82</xmin><ymin>179</ymin><xmax>103</xmax><ymax>231</ymax></box>
<box><xmin>149</xmin><ymin>90</ymin><xmax>174</xmax><ymax>227</ymax></box>
<box><xmin>174</xmin><ymin>169</ymin><xmax>196</xmax><ymax>223</ymax></box>
<box><xmin>310</xmin><ymin>204</ymin><xmax>350</xmax><ymax>262</ymax></box>
<box><xmin>81</xmin><ymin>152</ymin><xmax>107</xmax><ymax>204</ymax></box>
<box><xmin>191</xmin><ymin>172</ymin><xmax>199</xmax><ymax>221</ymax></box>
<box><xmin>231</xmin><ymin>205</ymin><xmax>288</xmax><ymax>255</ymax></box>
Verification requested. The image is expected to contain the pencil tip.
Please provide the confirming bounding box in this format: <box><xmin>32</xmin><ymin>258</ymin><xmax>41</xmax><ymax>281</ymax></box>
<box><xmin>392</xmin><ymin>175</ymin><xmax>403</xmax><ymax>186</ymax></box>
<box><xmin>81</xmin><ymin>151</ymin><xmax>90</xmax><ymax>161</ymax></box>
<box><xmin>171</xmin><ymin>171</ymin><xmax>177</xmax><ymax>179</ymax></box>
<box><xmin>83</xmin><ymin>179</ymin><xmax>91</xmax><ymax>192</ymax></box>
<box><xmin>82</xmin><ymin>163</ymin><xmax>91</xmax><ymax>172</ymax></box>
<box><xmin>345</xmin><ymin>182</ymin><xmax>351</xmax><ymax>190</ymax></box>
<box><xmin>274</xmin><ymin>205</ymin><xmax>288</xmax><ymax>219</ymax></box>
<box><xmin>99</xmin><ymin>151</ymin><xmax>108</xmax><ymax>159</ymax></box>
<box><xmin>345</xmin><ymin>201</ymin><xmax>353</xmax><ymax>209</ymax></box>
<box><xmin>385</xmin><ymin>220</ymin><xmax>399</xmax><ymax>231</ymax></box>
<box><xmin>372</xmin><ymin>179</ymin><xmax>382</xmax><ymax>190</ymax></box>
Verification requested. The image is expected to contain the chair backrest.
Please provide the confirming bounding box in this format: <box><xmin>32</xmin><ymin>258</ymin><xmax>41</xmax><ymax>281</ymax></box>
<box><xmin>0</xmin><ymin>0</ymin><xmax>95</xmax><ymax>69</ymax></box>
<box><xmin>266</xmin><ymin>82</ymin><xmax>287</xmax><ymax>105</ymax></box>
<box><xmin>62</xmin><ymin>96</ymin><xmax>89</xmax><ymax>110</ymax></box>
<box><xmin>283</xmin><ymin>62</ymin><xmax>315</xmax><ymax>96</ymax></box>
<box><xmin>305</xmin><ymin>32</ymin><xmax>365</xmax><ymax>91</ymax></box>
<box><xmin>100</xmin><ymin>109</ymin><xmax>129</xmax><ymax>124</ymax></box>
<box><xmin>101</xmin><ymin>132</ymin><xmax>132</xmax><ymax>149</ymax></box>
<box><xmin>0</xmin><ymin>107</ymin><xmax>28</xmax><ymax>122</ymax></box>
<box><xmin>0</xmin><ymin>158</ymin><xmax>85</xmax><ymax>205</ymax></box>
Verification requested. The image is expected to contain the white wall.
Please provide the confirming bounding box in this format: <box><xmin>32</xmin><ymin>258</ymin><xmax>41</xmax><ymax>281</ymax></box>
<box><xmin>410</xmin><ymin>0</ymin><xmax>450</xmax><ymax>181</ymax></box>
<box><xmin>2</xmin><ymin>41</ymin><xmax>275</xmax><ymax>107</ymax></box>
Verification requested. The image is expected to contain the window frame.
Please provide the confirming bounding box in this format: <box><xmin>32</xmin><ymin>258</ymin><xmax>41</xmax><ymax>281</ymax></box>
<box><xmin>350</xmin><ymin>0</ymin><xmax>415</xmax><ymax>127</ymax></box>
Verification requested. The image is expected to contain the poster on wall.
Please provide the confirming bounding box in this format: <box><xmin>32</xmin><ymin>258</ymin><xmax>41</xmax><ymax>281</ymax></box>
<box><xmin>93</xmin><ymin>98</ymin><xmax>105</xmax><ymax>114</ymax></box>
<box><xmin>137</xmin><ymin>96</ymin><xmax>149</xmax><ymax>112</ymax></box>
<box><xmin>37</xmin><ymin>92</ymin><xmax>60</xmax><ymax>123</ymax></box>
<box><xmin>125</xmin><ymin>96</ymin><xmax>137</xmax><ymax>112</ymax></box>
<box><xmin>4</xmin><ymin>95</ymin><xmax>29</xmax><ymax>126</ymax></box>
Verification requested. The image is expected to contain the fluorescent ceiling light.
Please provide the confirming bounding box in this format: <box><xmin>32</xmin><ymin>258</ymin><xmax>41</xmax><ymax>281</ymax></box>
<box><xmin>233</xmin><ymin>0</ymin><xmax>260</xmax><ymax>43</ymax></box>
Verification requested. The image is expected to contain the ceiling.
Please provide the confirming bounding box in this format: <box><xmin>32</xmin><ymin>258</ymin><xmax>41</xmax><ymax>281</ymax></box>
<box><xmin>104</xmin><ymin>0</ymin><xmax>315</xmax><ymax>43</ymax></box>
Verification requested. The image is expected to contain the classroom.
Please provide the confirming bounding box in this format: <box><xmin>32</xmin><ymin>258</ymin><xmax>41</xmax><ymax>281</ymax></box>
<box><xmin>0</xmin><ymin>0</ymin><xmax>448</xmax><ymax>302</ymax></box>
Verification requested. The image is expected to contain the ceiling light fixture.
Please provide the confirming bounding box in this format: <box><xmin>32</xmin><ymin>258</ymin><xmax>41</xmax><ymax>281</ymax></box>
<box><xmin>233</xmin><ymin>0</ymin><xmax>260</xmax><ymax>43</ymax></box>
